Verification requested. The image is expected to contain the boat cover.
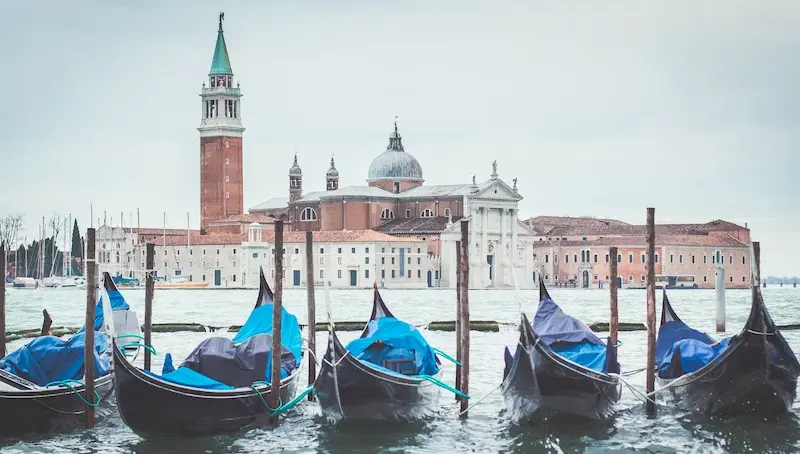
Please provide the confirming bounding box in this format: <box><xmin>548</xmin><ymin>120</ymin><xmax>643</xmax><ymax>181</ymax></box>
<box><xmin>94</xmin><ymin>288</ymin><xmax>131</xmax><ymax>331</ymax></box>
<box><xmin>181</xmin><ymin>334</ymin><xmax>296</xmax><ymax>388</ymax></box>
<box><xmin>145</xmin><ymin>364</ymin><xmax>234</xmax><ymax>391</ymax></box>
<box><xmin>232</xmin><ymin>302</ymin><xmax>303</xmax><ymax>365</ymax></box>
<box><xmin>656</xmin><ymin>320</ymin><xmax>729</xmax><ymax>379</ymax></box>
<box><xmin>534</xmin><ymin>296</ymin><xmax>616</xmax><ymax>373</ymax></box>
<box><xmin>346</xmin><ymin>317</ymin><xmax>439</xmax><ymax>376</ymax></box>
<box><xmin>0</xmin><ymin>332</ymin><xmax>110</xmax><ymax>387</ymax></box>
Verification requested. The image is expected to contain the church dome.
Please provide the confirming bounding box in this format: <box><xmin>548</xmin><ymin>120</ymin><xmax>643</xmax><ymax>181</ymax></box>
<box><xmin>367</xmin><ymin>123</ymin><xmax>423</xmax><ymax>182</ymax></box>
<box><xmin>326</xmin><ymin>157</ymin><xmax>339</xmax><ymax>178</ymax></box>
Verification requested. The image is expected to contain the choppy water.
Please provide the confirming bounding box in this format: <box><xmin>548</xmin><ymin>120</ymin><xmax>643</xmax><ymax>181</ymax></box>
<box><xmin>1</xmin><ymin>287</ymin><xmax>799</xmax><ymax>453</ymax></box>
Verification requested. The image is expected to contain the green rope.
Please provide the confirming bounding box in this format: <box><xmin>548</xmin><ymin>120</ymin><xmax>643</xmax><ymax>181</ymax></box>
<box><xmin>116</xmin><ymin>333</ymin><xmax>145</xmax><ymax>341</ymax></box>
<box><xmin>250</xmin><ymin>381</ymin><xmax>282</xmax><ymax>412</ymax></box>
<box><xmin>272</xmin><ymin>386</ymin><xmax>314</xmax><ymax>415</ymax></box>
<box><xmin>432</xmin><ymin>347</ymin><xmax>461</xmax><ymax>366</ymax></box>
<box><xmin>44</xmin><ymin>379</ymin><xmax>102</xmax><ymax>407</ymax></box>
<box><xmin>118</xmin><ymin>342</ymin><xmax>157</xmax><ymax>356</ymax></box>
<box><xmin>414</xmin><ymin>374</ymin><xmax>469</xmax><ymax>399</ymax></box>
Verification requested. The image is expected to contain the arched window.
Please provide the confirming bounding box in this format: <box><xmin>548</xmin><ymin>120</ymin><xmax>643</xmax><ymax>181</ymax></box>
<box><xmin>300</xmin><ymin>207</ymin><xmax>317</xmax><ymax>221</ymax></box>
<box><xmin>380</xmin><ymin>209</ymin><xmax>395</xmax><ymax>220</ymax></box>
<box><xmin>420</xmin><ymin>209</ymin><xmax>435</xmax><ymax>218</ymax></box>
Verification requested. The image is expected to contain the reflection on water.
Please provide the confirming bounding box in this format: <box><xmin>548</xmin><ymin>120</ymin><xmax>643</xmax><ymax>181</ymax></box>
<box><xmin>0</xmin><ymin>287</ymin><xmax>798</xmax><ymax>453</ymax></box>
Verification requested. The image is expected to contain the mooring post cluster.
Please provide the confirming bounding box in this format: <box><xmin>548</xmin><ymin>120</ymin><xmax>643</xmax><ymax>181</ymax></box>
<box><xmin>84</xmin><ymin>228</ymin><xmax>97</xmax><ymax>428</ymax></box>
<box><xmin>305</xmin><ymin>231</ymin><xmax>316</xmax><ymax>400</ymax></box>
<box><xmin>270</xmin><ymin>220</ymin><xmax>285</xmax><ymax>424</ymax></box>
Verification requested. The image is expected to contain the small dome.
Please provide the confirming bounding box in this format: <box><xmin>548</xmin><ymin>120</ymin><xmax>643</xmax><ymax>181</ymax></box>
<box><xmin>249</xmin><ymin>222</ymin><xmax>262</xmax><ymax>229</ymax></box>
<box><xmin>326</xmin><ymin>157</ymin><xmax>339</xmax><ymax>178</ymax></box>
<box><xmin>367</xmin><ymin>123</ymin><xmax>423</xmax><ymax>182</ymax></box>
<box><xmin>289</xmin><ymin>154</ymin><xmax>302</xmax><ymax>176</ymax></box>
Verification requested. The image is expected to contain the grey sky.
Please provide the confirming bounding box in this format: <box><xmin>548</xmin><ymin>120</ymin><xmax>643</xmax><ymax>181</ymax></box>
<box><xmin>1</xmin><ymin>1</ymin><xmax>798</xmax><ymax>275</ymax></box>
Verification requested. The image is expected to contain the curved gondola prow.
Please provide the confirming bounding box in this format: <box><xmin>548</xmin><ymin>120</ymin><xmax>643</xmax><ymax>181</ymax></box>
<box><xmin>369</xmin><ymin>282</ymin><xmax>395</xmax><ymax>320</ymax></box>
<box><xmin>103</xmin><ymin>272</ymin><xmax>120</xmax><ymax>294</ymax></box>
<box><xmin>255</xmin><ymin>266</ymin><xmax>274</xmax><ymax>309</ymax></box>
<box><xmin>538</xmin><ymin>274</ymin><xmax>551</xmax><ymax>303</ymax></box>
<box><xmin>743</xmin><ymin>242</ymin><xmax>777</xmax><ymax>335</ymax></box>
<box><xmin>660</xmin><ymin>290</ymin><xmax>681</xmax><ymax>326</ymax></box>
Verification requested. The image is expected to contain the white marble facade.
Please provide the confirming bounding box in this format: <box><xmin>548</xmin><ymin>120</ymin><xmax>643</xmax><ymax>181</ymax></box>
<box><xmin>440</xmin><ymin>176</ymin><xmax>537</xmax><ymax>289</ymax></box>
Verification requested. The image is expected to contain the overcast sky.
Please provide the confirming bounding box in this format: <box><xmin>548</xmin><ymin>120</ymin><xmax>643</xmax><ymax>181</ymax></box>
<box><xmin>1</xmin><ymin>1</ymin><xmax>798</xmax><ymax>276</ymax></box>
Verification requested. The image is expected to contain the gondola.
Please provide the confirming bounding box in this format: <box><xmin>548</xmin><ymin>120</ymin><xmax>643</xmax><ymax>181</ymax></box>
<box><xmin>656</xmin><ymin>276</ymin><xmax>800</xmax><ymax>415</ymax></box>
<box><xmin>0</xmin><ymin>287</ymin><xmax>119</xmax><ymax>437</ymax></box>
<box><xmin>112</xmin><ymin>268</ymin><xmax>302</xmax><ymax>436</ymax></box>
<box><xmin>501</xmin><ymin>277</ymin><xmax>621</xmax><ymax>422</ymax></box>
<box><xmin>315</xmin><ymin>285</ymin><xmax>443</xmax><ymax>423</ymax></box>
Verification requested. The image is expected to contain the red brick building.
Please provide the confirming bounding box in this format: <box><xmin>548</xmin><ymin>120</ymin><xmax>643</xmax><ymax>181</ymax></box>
<box><xmin>199</xmin><ymin>15</ymin><xmax>245</xmax><ymax>233</ymax></box>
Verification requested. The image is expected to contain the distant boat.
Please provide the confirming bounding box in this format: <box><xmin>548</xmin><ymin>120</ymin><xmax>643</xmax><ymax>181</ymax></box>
<box><xmin>12</xmin><ymin>278</ymin><xmax>38</xmax><ymax>289</ymax></box>
<box><xmin>155</xmin><ymin>277</ymin><xmax>209</xmax><ymax>289</ymax></box>
<box><xmin>112</xmin><ymin>276</ymin><xmax>140</xmax><ymax>288</ymax></box>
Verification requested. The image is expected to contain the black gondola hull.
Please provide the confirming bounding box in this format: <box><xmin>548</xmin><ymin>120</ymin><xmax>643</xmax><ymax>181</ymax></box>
<box><xmin>315</xmin><ymin>333</ymin><xmax>441</xmax><ymax>423</ymax></box>
<box><xmin>0</xmin><ymin>374</ymin><xmax>114</xmax><ymax>437</ymax></box>
<box><xmin>112</xmin><ymin>344</ymin><xmax>300</xmax><ymax>437</ymax></box>
<box><xmin>502</xmin><ymin>311</ymin><xmax>620</xmax><ymax>423</ymax></box>
<box><xmin>658</xmin><ymin>331</ymin><xmax>798</xmax><ymax>416</ymax></box>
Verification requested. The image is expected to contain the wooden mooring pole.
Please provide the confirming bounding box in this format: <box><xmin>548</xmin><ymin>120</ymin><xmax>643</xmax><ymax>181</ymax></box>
<box><xmin>305</xmin><ymin>231</ymin><xmax>316</xmax><ymax>400</ymax></box>
<box><xmin>752</xmin><ymin>241</ymin><xmax>761</xmax><ymax>289</ymax></box>
<box><xmin>144</xmin><ymin>243</ymin><xmax>155</xmax><ymax>371</ymax></box>
<box><xmin>84</xmin><ymin>228</ymin><xmax>97</xmax><ymax>428</ymax></box>
<box><xmin>270</xmin><ymin>220</ymin><xmax>284</xmax><ymax>424</ymax></box>
<box><xmin>459</xmin><ymin>220</ymin><xmax>470</xmax><ymax>415</ymax></box>
<box><xmin>645</xmin><ymin>208</ymin><xmax>656</xmax><ymax>414</ymax></box>
<box><xmin>715</xmin><ymin>263</ymin><xmax>726</xmax><ymax>332</ymax></box>
<box><xmin>454</xmin><ymin>240</ymin><xmax>462</xmax><ymax>402</ymax></box>
<box><xmin>0</xmin><ymin>241</ymin><xmax>6</xmax><ymax>358</ymax></box>
<box><xmin>609</xmin><ymin>246</ymin><xmax>619</xmax><ymax>346</ymax></box>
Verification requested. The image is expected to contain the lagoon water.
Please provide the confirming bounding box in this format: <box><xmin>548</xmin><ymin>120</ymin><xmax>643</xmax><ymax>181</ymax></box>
<box><xmin>1</xmin><ymin>287</ymin><xmax>799</xmax><ymax>453</ymax></box>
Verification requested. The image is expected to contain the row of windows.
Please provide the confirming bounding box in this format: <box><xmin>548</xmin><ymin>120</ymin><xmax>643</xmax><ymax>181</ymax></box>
<box><xmin>314</xmin><ymin>269</ymin><xmax>428</xmax><ymax>280</ymax></box>
<box><xmin>542</xmin><ymin>251</ymin><xmax>747</xmax><ymax>266</ymax></box>
<box><xmin>299</xmin><ymin>207</ymin><xmax>453</xmax><ymax>223</ymax></box>
<box><xmin>545</xmin><ymin>274</ymin><xmax>749</xmax><ymax>283</ymax></box>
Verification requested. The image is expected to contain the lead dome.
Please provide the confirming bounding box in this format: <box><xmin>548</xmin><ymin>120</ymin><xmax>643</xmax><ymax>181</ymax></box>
<box><xmin>367</xmin><ymin>123</ymin><xmax>423</xmax><ymax>183</ymax></box>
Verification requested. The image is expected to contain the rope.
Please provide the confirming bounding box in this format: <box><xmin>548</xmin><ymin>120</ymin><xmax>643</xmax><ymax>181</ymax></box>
<box><xmin>115</xmin><ymin>333</ymin><xmax>145</xmax><ymax>341</ymax></box>
<box><xmin>44</xmin><ymin>379</ymin><xmax>102</xmax><ymax>408</ymax></box>
<box><xmin>414</xmin><ymin>374</ymin><xmax>469</xmax><ymax>399</ymax></box>
<box><xmin>273</xmin><ymin>385</ymin><xmax>314</xmax><ymax>415</ymax></box>
<box><xmin>608</xmin><ymin>373</ymin><xmax>659</xmax><ymax>407</ymax></box>
<box><xmin>305</xmin><ymin>346</ymin><xmax>320</xmax><ymax>366</ymax></box>
<box><xmin>118</xmin><ymin>342</ymin><xmax>157</xmax><ymax>356</ymax></box>
<box><xmin>747</xmin><ymin>330</ymin><xmax>775</xmax><ymax>336</ymax></box>
<box><xmin>621</xmin><ymin>367</ymin><xmax>647</xmax><ymax>376</ymax></box>
<box><xmin>321</xmin><ymin>351</ymin><xmax>351</xmax><ymax>369</ymax></box>
<box><xmin>459</xmin><ymin>383</ymin><xmax>502</xmax><ymax>416</ymax></box>
<box><xmin>250</xmin><ymin>381</ymin><xmax>282</xmax><ymax>412</ymax></box>
<box><xmin>432</xmin><ymin>347</ymin><xmax>461</xmax><ymax>366</ymax></box>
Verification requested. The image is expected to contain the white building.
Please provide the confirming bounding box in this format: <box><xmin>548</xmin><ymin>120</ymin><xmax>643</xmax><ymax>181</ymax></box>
<box><xmin>439</xmin><ymin>169</ymin><xmax>538</xmax><ymax>289</ymax></box>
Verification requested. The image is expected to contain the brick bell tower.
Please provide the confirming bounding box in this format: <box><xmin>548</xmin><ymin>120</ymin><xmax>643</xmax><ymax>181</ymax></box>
<box><xmin>199</xmin><ymin>12</ymin><xmax>245</xmax><ymax>233</ymax></box>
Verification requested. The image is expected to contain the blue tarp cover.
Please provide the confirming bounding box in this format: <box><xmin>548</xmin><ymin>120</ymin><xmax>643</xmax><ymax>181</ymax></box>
<box><xmin>145</xmin><ymin>366</ymin><xmax>234</xmax><ymax>390</ymax></box>
<box><xmin>656</xmin><ymin>320</ymin><xmax>729</xmax><ymax>378</ymax></box>
<box><xmin>551</xmin><ymin>341</ymin><xmax>608</xmax><ymax>373</ymax></box>
<box><xmin>346</xmin><ymin>317</ymin><xmax>440</xmax><ymax>376</ymax></box>
<box><xmin>0</xmin><ymin>332</ymin><xmax>110</xmax><ymax>387</ymax></box>
<box><xmin>534</xmin><ymin>297</ymin><xmax>604</xmax><ymax>347</ymax></box>
<box><xmin>233</xmin><ymin>303</ymin><xmax>302</xmax><ymax>365</ymax></box>
<box><xmin>94</xmin><ymin>289</ymin><xmax>130</xmax><ymax>330</ymax></box>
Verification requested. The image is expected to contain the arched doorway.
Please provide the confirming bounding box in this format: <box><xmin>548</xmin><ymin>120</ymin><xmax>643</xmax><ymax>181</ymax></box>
<box><xmin>582</xmin><ymin>271</ymin><xmax>589</xmax><ymax>288</ymax></box>
<box><xmin>616</xmin><ymin>276</ymin><xmax>622</xmax><ymax>289</ymax></box>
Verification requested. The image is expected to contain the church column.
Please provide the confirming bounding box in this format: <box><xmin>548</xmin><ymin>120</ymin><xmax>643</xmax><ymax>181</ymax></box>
<box><xmin>498</xmin><ymin>207</ymin><xmax>506</xmax><ymax>287</ymax></box>
<box><xmin>481</xmin><ymin>207</ymin><xmax>488</xmax><ymax>287</ymax></box>
<box><xmin>511</xmin><ymin>208</ymin><xmax>518</xmax><ymax>265</ymax></box>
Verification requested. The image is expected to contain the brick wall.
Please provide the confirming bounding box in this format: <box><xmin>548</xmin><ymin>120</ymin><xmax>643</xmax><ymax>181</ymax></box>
<box><xmin>200</xmin><ymin>136</ymin><xmax>243</xmax><ymax>231</ymax></box>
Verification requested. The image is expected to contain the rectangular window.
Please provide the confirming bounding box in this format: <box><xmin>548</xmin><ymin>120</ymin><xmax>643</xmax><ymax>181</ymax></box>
<box><xmin>177</xmin><ymin>250</ymin><xmax>181</xmax><ymax>256</ymax></box>
<box><xmin>407</xmin><ymin>270</ymin><xmax>411</xmax><ymax>278</ymax></box>
<box><xmin>391</xmin><ymin>257</ymin><xmax>395</xmax><ymax>265</ymax></box>
<box><xmin>691</xmin><ymin>255</ymin><xmax>696</xmax><ymax>264</ymax></box>
<box><xmin>338</xmin><ymin>248</ymin><xmax>342</xmax><ymax>254</ymax></box>
<box><xmin>233</xmin><ymin>274</ymin><xmax>236</xmax><ymax>282</ymax></box>
<box><xmin>545</xmin><ymin>255</ymin><xmax>549</xmax><ymax>263</ymax></box>
<box><xmin>618</xmin><ymin>254</ymin><xmax>622</xmax><ymax>263</ymax></box>
<box><xmin>405</xmin><ymin>209</ymin><xmax>411</xmax><ymax>218</ymax></box>
<box><xmin>605</xmin><ymin>254</ymin><xmax>609</xmax><ymax>263</ymax></box>
<box><xmin>629</xmin><ymin>254</ymin><xmax>633</xmax><ymax>264</ymax></box>
<box><xmin>565</xmin><ymin>255</ymin><xmax>569</xmax><ymax>263</ymax></box>
<box><xmin>417</xmin><ymin>258</ymin><xmax>421</xmax><ymax>265</ymax></box>
<box><xmin>554</xmin><ymin>254</ymin><xmax>558</xmax><ymax>263</ymax></box>
<box><xmin>381</xmin><ymin>270</ymin><xmax>385</xmax><ymax>279</ymax></box>
<box><xmin>337</xmin><ymin>270</ymin><xmax>342</xmax><ymax>279</ymax></box>
<box><xmin>704</xmin><ymin>255</ymin><xmax>707</xmax><ymax>264</ymax></box>
<box><xmin>729</xmin><ymin>255</ymin><xmax>733</xmax><ymax>265</ymax></box>
<box><xmin>365</xmin><ymin>248</ymin><xmax>370</xmax><ymax>253</ymax></box>
<box><xmin>593</xmin><ymin>254</ymin><xmax>598</xmax><ymax>263</ymax></box>
<box><xmin>252</xmin><ymin>253</ymin><xmax>258</xmax><ymax>258</ymax></box>
<box><xmin>417</xmin><ymin>248</ymin><xmax>421</xmax><ymax>254</ymax></box>
<box><xmin>365</xmin><ymin>270</ymin><xmax>370</xmax><ymax>279</ymax></box>
<box><xmin>319</xmin><ymin>269</ymin><xmax>324</xmax><ymax>279</ymax></box>
<box><xmin>641</xmin><ymin>254</ymin><xmax>645</xmax><ymax>263</ymax></box>
<box><xmin>202</xmin><ymin>275</ymin><xmax>206</xmax><ymax>281</ymax></box>
<box><xmin>391</xmin><ymin>270</ymin><xmax>396</xmax><ymax>278</ymax></box>
<box><xmin>670</xmin><ymin>254</ymin><xmax>674</xmax><ymax>264</ymax></box>
<box><xmin>319</xmin><ymin>257</ymin><xmax>324</xmax><ymax>265</ymax></box>
<box><xmin>408</xmin><ymin>257</ymin><xmax>411</xmax><ymax>264</ymax></box>
<box><xmin>742</xmin><ymin>256</ymin><xmax>746</xmax><ymax>265</ymax></box>
<box><xmin>655</xmin><ymin>254</ymin><xmax>659</xmax><ymax>263</ymax></box>
<box><xmin>351</xmin><ymin>248</ymin><xmax>356</xmax><ymax>254</ymax></box>
<box><xmin>712</xmin><ymin>255</ymin><xmax>716</xmax><ymax>264</ymax></box>
<box><xmin>319</xmin><ymin>247</ymin><xmax>324</xmax><ymax>253</ymax></box>
<box><xmin>679</xmin><ymin>255</ymin><xmax>683</xmax><ymax>264</ymax></box>
<box><xmin>381</xmin><ymin>257</ymin><xmax>385</xmax><ymax>265</ymax></box>
<box><xmin>365</xmin><ymin>257</ymin><xmax>370</xmax><ymax>265</ymax></box>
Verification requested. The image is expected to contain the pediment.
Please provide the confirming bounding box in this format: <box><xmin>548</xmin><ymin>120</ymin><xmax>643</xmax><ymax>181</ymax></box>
<box><xmin>474</xmin><ymin>179</ymin><xmax>522</xmax><ymax>201</ymax></box>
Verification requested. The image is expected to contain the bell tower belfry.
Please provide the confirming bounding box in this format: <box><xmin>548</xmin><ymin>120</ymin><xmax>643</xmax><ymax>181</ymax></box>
<box><xmin>199</xmin><ymin>12</ymin><xmax>245</xmax><ymax>232</ymax></box>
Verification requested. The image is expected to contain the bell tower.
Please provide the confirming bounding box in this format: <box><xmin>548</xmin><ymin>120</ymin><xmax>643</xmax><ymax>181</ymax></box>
<box><xmin>326</xmin><ymin>156</ymin><xmax>339</xmax><ymax>191</ymax></box>
<box><xmin>199</xmin><ymin>12</ymin><xmax>245</xmax><ymax>233</ymax></box>
<box><xmin>289</xmin><ymin>154</ymin><xmax>303</xmax><ymax>202</ymax></box>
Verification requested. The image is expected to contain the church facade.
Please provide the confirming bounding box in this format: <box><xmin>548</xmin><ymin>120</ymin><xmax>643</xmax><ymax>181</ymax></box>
<box><xmin>250</xmin><ymin>123</ymin><xmax>538</xmax><ymax>289</ymax></box>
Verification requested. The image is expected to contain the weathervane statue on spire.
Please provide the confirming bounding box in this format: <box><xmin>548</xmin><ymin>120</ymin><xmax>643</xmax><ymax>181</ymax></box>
<box><xmin>219</xmin><ymin>12</ymin><xmax>225</xmax><ymax>30</ymax></box>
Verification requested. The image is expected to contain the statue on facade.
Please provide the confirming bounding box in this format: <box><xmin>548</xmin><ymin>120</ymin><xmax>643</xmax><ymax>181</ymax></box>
<box><xmin>472</xmin><ymin>175</ymin><xmax>476</xmax><ymax>185</ymax></box>
<box><xmin>512</xmin><ymin>177</ymin><xmax>518</xmax><ymax>190</ymax></box>
<box><xmin>492</xmin><ymin>160</ymin><xmax>497</xmax><ymax>174</ymax></box>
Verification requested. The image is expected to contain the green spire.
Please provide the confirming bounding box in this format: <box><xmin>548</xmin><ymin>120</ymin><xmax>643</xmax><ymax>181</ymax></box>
<box><xmin>209</xmin><ymin>12</ymin><xmax>233</xmax><ymax>76</ymax></box>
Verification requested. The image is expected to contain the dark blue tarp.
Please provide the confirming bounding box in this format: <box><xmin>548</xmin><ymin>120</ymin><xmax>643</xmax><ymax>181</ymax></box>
<box><xmin>232</xmin><ymin>303</ymin><xmax>302</xmax><ymax>365</ymax></box>
<box><xmin>0</xmin><ymin>332</ymin><xmax>110</xmax><ymax>387</ymax></box>
<box><xmin>346</xmin><ymin>317</ymin><xmax>439</xmax><ymax>376</ymax></box>
<box><xmin>534</xmin><ymin>297</ymin><xmax>604</xmax><ymax>347</ymax></box>
<box><xmin>656</xmin><ymin>320</ymin><xmax>729</xmax><ymax>379</ymax></box>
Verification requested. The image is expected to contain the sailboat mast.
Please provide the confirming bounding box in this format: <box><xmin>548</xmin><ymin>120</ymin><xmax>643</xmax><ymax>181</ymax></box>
<box><xmin>187</xmin><ymin>213</ymin><xmax>190</xmax><ymax>249</ymax></box>
<box><xmin>67</xmin><ymin>214</ymin><xmax>72</xmax><ymax>277</ymax></box>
